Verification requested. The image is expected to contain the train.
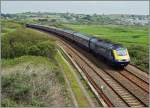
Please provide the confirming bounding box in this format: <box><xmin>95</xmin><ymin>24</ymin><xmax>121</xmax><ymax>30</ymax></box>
<box><xmin>26</xmin><ymin>24</ymin><xmax>130</xmax><ymax>67</ymax></box>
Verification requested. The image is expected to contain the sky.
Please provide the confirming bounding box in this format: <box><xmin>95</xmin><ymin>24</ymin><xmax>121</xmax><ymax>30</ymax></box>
<box><xmin>1</xmin><ymin>1</ymin><xmax>149</xmax><ymax>15</ymax></box>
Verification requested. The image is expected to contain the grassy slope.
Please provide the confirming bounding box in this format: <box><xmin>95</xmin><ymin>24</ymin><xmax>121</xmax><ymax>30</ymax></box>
<box><xmin>63</xmin><ymin>24</ymin><xmax>149</xmax><ymax>72</ymax></box>
<box><xmin>1</xmin><ymin>21</ymin><xmax>70</xmax><ymax>107</ymax></box>
<box><xmin>2</xmin><ymin>20</ymin><xmax>90</xmax><ymax>107</ymax></box>
<box><xmin>2</xmin><ymin>22</ymin><xmax>56</xmax><ymax>59</ymax></box>
<box><xmin>1</xmin><ymin>20</ymin><xmax>21</xmax><ymax>36</ymax></box>
<box><xmin>55</xmin><ymin>51</ymin><xmax>90</xmax><ymax>107</ymax></box>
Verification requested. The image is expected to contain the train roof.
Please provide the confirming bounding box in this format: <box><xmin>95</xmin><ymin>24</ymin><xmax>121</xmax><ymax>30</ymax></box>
<box><xmin>95</xmin><ymin>38</ymin><xmax>123</xmax><ymax>50</ymax></box>
<box><xmin>27</xmin><ymin>24</ymin><xmax>124</xmax><ymax>49</ymax></box>
<box><xmin>74</xmin><ymin>32</ymin><xmax>91</xmax><ymax>40</ymax></box>
<box><xmin>61</xmin><ymin>29</ymin><xmax>75</xmax><ymax>34</ymax></box>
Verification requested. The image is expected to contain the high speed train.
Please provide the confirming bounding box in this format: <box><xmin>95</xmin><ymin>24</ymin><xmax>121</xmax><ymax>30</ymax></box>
<box><xmin>26</xmin><ymin>24</ymin><xmax>130</xmax><ymax>67</ymax></box>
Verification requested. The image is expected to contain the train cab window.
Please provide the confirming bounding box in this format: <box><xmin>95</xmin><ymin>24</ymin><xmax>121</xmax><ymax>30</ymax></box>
<box><xmin>116</xmin><ymin>48</ymin><xmax>127</xmax><ymax>56</ymax></box>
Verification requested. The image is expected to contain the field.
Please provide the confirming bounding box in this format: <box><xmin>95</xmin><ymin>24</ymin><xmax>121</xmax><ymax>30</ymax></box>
<box><xmin>63</xmin><ymin>24</ymin><xmax>149</xmax><ymax>72</ymax></box>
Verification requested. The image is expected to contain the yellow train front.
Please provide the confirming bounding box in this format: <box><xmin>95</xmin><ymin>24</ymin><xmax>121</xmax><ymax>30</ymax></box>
<box><xmin>112</xmin><ymin>47</ymin><xmax>130</xmax><ymax>67</ymax></box>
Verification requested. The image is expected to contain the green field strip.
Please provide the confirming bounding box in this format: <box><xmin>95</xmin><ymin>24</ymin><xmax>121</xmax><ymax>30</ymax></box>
<box><xmin>55</xmin><ymin>50</ymin><xmax>90</xmax><ymax>107</ymax></box>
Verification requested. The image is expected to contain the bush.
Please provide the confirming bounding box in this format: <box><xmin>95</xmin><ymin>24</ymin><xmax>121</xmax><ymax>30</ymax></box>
<box><xmin>1</xmin><ymin>42</ymin><xmax>14</xmax><ymax>58</ymax></box>
<box><xmin>1</xmin><ymin>57</ymin><xmax>66</xmax><ymax>107</ymax></box>
<box><xmin>28</xmin><ymin>45</ymin><xmax>41</xmax><ymax>56</ymax></box>
<box><xmin>2</xmin><ymin>99</ymin><xmax>17</xmax><ymax>107</ymax></box>
<box><xmin>13</xmin><ymin>42</ymin><xmax>28</xmax><ymax>57</ymax></box>
<box><xmin>37</xmin><ymin>41</ymin><xmax>56</xmax><ymax>57</ymax></box>
<box><xmin>2</xmin><ymin>27</ymin><xmax>56</xmax><ymax>59</ymax></box>
<box><xmin>128</xmin><ymin>45</ymin><xmax>148</xmax><ymax>72</ymax></box>
<box><xmin>2</xmin><ymin>73</ymin><xmax>31</xmax><ymax>102</ymax></box>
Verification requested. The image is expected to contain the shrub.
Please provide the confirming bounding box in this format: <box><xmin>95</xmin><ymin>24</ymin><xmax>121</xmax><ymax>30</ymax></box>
<box><xmin>37</xmin><ymin>41</ymin><xmax>56</xmax><ymax>58</ymax></box>
<box><xmin>2</xmin><ymin>99</ymin><xmax>17</xmax><ymax>107</ymax></box>
<box><xmin>2</xmin><ymin>73</ymin><xmax>31</xmax><ymax>102</ymax></box>
<box><xmin>28</xmin><ymin>45</ymin><xmax>41</xmax><ymax>56</ymax></box>
<box><xmin>2</xmin><ymin>27</ymin><xmax>56</xmax><ymax>59</ymax></box>
<box><xmin>128</xmin><ymin>45</ymin><xmax>148</xmax><ymax>72</ymax></box>
<box><xmin>13</xmin><ymin>42</ymin><xmax>28</xmax><ymax>57</ymax></box>
<box><xmin>1</xmin><ymin>57</ymin><xmax>66</xmax><ymax>107</ymax></box>
<box><xmin>1</xmin><ymin>43</ymin><xmax>14</xmax><ymax>58</ymax></box>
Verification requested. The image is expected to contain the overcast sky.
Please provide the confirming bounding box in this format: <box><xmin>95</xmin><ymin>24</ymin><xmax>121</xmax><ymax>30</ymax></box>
<box><xmin>1</xmin><ymin>1</ymin><xmax>149</xmax><ymax>15</ymax></box>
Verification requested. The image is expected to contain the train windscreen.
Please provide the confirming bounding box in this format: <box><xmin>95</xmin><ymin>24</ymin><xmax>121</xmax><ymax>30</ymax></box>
<box><xmin>116</xmin><ymin>48</ymin><xmax>127</xmax><ymax>56</ymax></box>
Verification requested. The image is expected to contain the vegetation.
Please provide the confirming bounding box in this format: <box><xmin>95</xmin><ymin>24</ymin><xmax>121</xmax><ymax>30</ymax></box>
<box><xmin>2</xmin><ymin>25</ymin><xmax>56</xmax><ymax>59</ymax></box>
<box><xmin>1</xmin><ymin>20</ymin><xmax>22</xmax><ymax>35</ymax></box>
<box><xmin>2</xmin><ymin>56</ymin><xmax>71</xmax><ymax>107</ymax></box>
<box><xmin>1</xmin><ymin>20</ymin><xmax>92</xmax><ymax>107</ymax></box>
<box><xmin>63</xmin><ymin>24</ymin><xmax>149</xmax><ymax>72</ymax></box>
<box><xmin>55</xmin><ymin>50</ymin><xmax>90</xmax><ymax>107</ymax></box>
<box><xmin>1</xmin><ymin>20</ymin><xmax>72</xmax><ymax>107</ymax></box>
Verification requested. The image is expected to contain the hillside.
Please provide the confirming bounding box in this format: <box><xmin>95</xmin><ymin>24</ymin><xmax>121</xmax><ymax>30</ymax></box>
<box><xmin>1</xmin><ymin>21</ymin><xmax>72</xmax><ymax>107</ymax></box>
<box><xmin>1</xmin><ymin>20</ymin><xmax>94</xmax><ymax>107</ymax></box>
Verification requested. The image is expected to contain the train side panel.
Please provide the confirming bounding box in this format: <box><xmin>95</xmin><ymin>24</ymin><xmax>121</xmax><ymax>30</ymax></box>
<box><xmin>89</xmin><ymin>38</ymin><xmax>113</xmax><ymax>61</ymax></box>
<box><xmin>90</xmin><ymin>38</ymin><xmax>106</xmax><ymax>56</ymax></box>
<box><xmin>73</xmin><ymin>33</ymin><xmax>90</xmax><ymax>48</ymax></box>
<box><xmin>62</xmin><ymin>30</ymin><xmax>74</xmax><ymax>40</ymax></box>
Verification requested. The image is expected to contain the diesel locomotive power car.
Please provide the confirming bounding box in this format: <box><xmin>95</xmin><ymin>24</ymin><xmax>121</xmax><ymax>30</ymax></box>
<box><xmin>26</xmin><ymin>24</ymin><xmax>130</xmax><ymax>67</ymax></box>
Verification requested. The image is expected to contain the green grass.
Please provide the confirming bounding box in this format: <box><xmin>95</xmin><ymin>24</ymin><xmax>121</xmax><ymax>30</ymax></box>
<box><xmin>1</xmin><ymin>20</ymin><xmax>22</xmax><ymax>29</ymax></box>
<box><xmin>63</xmin><ymin>24</ymin><xmax>149</xmax><ymax>72</ymax></box>
<box><xmin>64</xmin><ymin>24</ymin><xmax>148</xmax><ymax>47</ymax></box>
<box><xmin>1</xmin><ymin>20</ymin><xmax>22</xmax><ymax>36</ymax></box>
<box><xmin>2</xmin><ymin>24</ymin><xmax>56</xmax><ymax>59</ymax></box>
<box><xmin>55</xmin><ymin>51</ymin><xmax>90</xmax><ymax>107</ymax></box>
<box><xmin>2</xmin><ymin>56</ymin><xmax>56</xmax><ymax>69</ymax></box>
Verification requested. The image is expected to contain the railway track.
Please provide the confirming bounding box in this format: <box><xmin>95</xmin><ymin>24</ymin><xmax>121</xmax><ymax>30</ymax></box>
<box><xmin>58</xmin><ymin>40</ymin><xmax>149</xmax><ymax>107</ymax></box>
<box><xmin>119</xmin><ymin>69</ymin><xmax>149</xmax><ymax>93</ymax></box>
<box><xmin>29</xmin><ymin>28</ymin><xmax>149</xmax><ymax>107</ymax></box>
<box><xmin>125</xmin><ymin>65</ymin><xmax>149</xmax><ymax>83</ymax></box>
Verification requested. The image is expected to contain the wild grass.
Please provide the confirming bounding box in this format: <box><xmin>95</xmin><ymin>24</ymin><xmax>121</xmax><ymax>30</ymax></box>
<box><xmin>55</xmin><ymin>51</ymin><xmax>90</xmax><ymax>107</ymax></box>
<box><xmin>1</xmin><ymin>20</ymin><xmax>22</xmax><ymax>29</ymax></box>
<box><xmin>2</xmin><ymin>27</ymin><xmax>56</xmax><ymax>59</ymax></box>
<box><xmin>2</xmin><ymin>56</ymin><xmax>71</xmax><ymax>107</ymax></box>
<box><xmin>1</xmin><ymin>20</ymin><xmax>72</xmax><ymax>107</ymax></box>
